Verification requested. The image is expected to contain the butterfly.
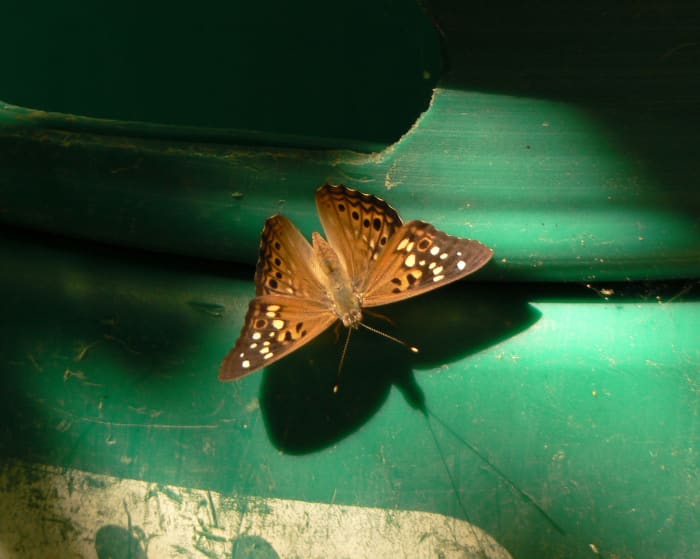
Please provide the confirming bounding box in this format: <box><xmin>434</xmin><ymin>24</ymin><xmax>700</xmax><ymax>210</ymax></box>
<box><xmin>219</xmin><ymin>184</ymin><xmax>493</xmax><ymax>382</ymax></box>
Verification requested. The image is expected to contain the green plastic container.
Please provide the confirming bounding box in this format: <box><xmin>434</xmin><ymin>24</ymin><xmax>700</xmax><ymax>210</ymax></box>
<box><xmin>1</xmin><ymin>2</ymin><xmax>698</xmax><ymax>558</ymax></box>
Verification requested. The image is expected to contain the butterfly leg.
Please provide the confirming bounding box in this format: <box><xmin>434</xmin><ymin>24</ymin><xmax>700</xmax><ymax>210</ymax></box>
<box><xmin>363</xmin><ymin>308</ymin><xmax>396</xmax><ymax>327</ymax></box>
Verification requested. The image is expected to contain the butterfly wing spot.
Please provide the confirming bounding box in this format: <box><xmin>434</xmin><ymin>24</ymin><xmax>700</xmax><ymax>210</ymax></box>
<box><xmin>440</xmin><ymin>253</ymin><xmax>448</xmax><ymax>260</ymax></box>
<box><xmin>397</xmin><ymin>238</ymin><xmax>409</xmax><ymax>251</ymax></box>
<box><xmin>272</xmin><ymin>319</ymin><xmax>285</xmax><ymax>330</ymax></box>
<box><xmin>433</xmin><ymin>275</ymin><xmax>445</xmax><ymax>282</ymax></box>
<box><xmin>242</xmin><ymin>360</ymin><xmax>250</xmax><ymax>369</ymax></box>
<box><xmin>252</xmin><ymin>332</ymin><xmax>261</xmax><ymax>340</ymax></box>
<box><xmin>457</xmin><ymin>260</ymin><xmax>467</xmax><ymax>271</ymax></box>
<box><xmin>430</xmin><ymin>246</ymin><xmax>441</xmax><ymax>256</ymax></box>
<box><xmin>255</xmin><ymin>318</ymin><xmax>267</xmax><ymax>328</ymax></box>
<box><xmin>404</xmin><ymin>253</ymin><xmax>416</xmax><ymax>267</ymax></box>
<box><xmin>417</xmin><ymin>238</ymin><xmax>431</xmax><ymax>251</ymax></box>
<box><xmin>351</xmin><ymin>211</ymin><xmax>360</xmax><ymax>220</ymax></box>
<box><xmin>432</xmin><ymin>266</ymin><xmax>444</xmax><ymax>276</ymax></box>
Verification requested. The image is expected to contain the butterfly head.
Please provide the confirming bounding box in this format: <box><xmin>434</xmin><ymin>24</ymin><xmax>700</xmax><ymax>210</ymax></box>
<box><xmin>340</xmin><ymin>308</ymin><xmax>362</xmax><ymax>329</ymax></box>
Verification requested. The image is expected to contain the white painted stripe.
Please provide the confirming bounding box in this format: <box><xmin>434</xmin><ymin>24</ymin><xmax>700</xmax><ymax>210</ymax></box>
<box><xmin>0</xmin><ymin>461</ymin><xmax>511</xmax><ymax>559</ymax></box>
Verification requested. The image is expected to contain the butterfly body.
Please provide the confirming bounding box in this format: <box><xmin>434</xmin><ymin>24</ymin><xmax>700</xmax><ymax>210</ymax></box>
<box><xmin>310</xmin><ymin>232</ymin><xmax>363</xmax><ymax>329</ymax></box>
<box><xmin>220</xmin><ymin>184</ymin><xmax>493</xmax><ymax>381</ymax></box>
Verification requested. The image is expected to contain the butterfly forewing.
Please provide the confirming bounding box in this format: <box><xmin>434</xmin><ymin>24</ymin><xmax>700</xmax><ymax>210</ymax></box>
<box><xmin>362</xmin><ymin>220</ymin><xmax>494</xmax><ymax>307</ymax></box>
<box><xmin>255</xmin><ymin>214</ymin><xmax>327</xmax><ymax>300</ymax></box>
<box><xmin>316</xmin><ymin>184</ymin><xmax>403</xmax><ymax>292</ymax></box>
<box><xmin>219</xmin><ymin>295</ymin><xmax>337</xmax><ymax>380</ymax></box>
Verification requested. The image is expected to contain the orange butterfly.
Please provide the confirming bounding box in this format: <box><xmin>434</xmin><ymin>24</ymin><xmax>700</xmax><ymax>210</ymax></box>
<box><xmin>220</xmin><ymin>184</ymin><xmax>493</xmax><ymax>381</ymax></box>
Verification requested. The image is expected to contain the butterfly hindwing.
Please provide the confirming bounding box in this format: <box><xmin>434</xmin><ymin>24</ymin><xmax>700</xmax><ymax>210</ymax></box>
<box><xmin>255</xmin><ymin>214</ymin><xmax>327</xmax><ymax>300</ymax></box>
<box><xmin>316</xmin><ymin>184</ymin><xmax>403</xmax><ymax>292</ymax></box>
<box><xmin>362</xmin><ymin>220</ymin><xmax>493</xmax><ymax>307</ymax></box>
<box><xmin>219</xmin><ymin>295</ymin><xmax>337</xmax><ymax>380</ymax></box>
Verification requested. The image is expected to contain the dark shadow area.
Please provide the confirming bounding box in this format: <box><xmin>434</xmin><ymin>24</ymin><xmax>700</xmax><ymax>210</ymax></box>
<box><xmin>95</xmin><ymin>524</ymin><xmax>148</xmax><ymax>559</ymax></box>
<box><xmin>260</xmin><ymin>281</ymin><xmax>542</xmax><ymax>453</ymax></box>
<box><xmin>231</xmin><ymin>535</ymin><xmax>281</xmax><ymax>559</ymax></box>
<box><xmin>429</xmin><ymin>1</ymin><xmax>699</xmax><ymax>105</ymax></box>
<box><xmin>0</xmin><ymin>0</ymin><xmax>441</xmax><ymax>146</ymax></box>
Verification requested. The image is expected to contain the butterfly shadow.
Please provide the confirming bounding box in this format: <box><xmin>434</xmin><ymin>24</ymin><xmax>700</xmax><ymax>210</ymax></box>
<box><xmin>259</xmin><ymin>282</ymin><xmax>541</xmax><ymax>454</ymax></box>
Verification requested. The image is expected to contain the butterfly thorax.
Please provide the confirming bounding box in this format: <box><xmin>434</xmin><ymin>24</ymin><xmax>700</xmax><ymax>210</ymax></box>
<box><xmin>311</xmin><ymin>232</ymin><xmax>362</xmax><ymax>329</ymax></box>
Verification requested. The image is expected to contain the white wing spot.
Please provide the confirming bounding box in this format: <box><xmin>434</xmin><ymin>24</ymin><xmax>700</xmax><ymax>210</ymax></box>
<box><xmin>397</xmin><ymin>238</ymin><xmax>409</xmax><ymax>251</ymax></box>
<box><xmin>404</xmin><ymin>253</ymin><xmax>416</xmax><ymax>267</ymax></box>
<box><xmin>405</xmin><ymin>241</ymin><xmax>415</xmax><ymax>252</ymax></box>
<box><xmin>286</xmin><ymin>288</ymin><xmax>294</xmax><ymax>294</ymax></box>
<box><xmin>430</xmin><ymin>246</ymin><xmax>440</xmax><ymax>256</ymax></box>
<box><xmin>252</xmin><ymin>332</ymin><xmax>261</xmax><ymax>340</ymax></box>
<box><xmin>457</xmin><ymin>251</ymin><xmax>463</xmax><ymax>257</ymax></box>
<box><xmin>457</xmin><ymin>260</ymin><xmax>466</xmax><ymax>271</ymax></box>
<box><xmin>249</xmin><ymin>343</ymin><xmax>258</xmax><ymax>349</ymax></box>
<box><xmin>265</xmin><ymin>311</ymin><xmax>276</xmax><ymax>318</ymax></box>
<box><xmin>266</xmin><ymin>305</ymin><xmax>280</xmax><ymax>312</ymax></box>
<box><xmin>242</xmin><ymin>360</ymin><xmax>250</xmax><ymax>369</ymax></box>
<box><xmin>263</xmin><ymin>352</ymin><xmax>274</xmax><ymax>360</ymax></box>
<box><xmin>418</xmin><ymin>260</ymin><xmax>426</xmax><ymax>266</ymax></box>
<box><xmin>429</xmin><ymin>262</ymin><xmax>436</xmax><ymax>270</ymax></box>
<box><xmin>239</xmin><ymin>352</ymin><xmax>244</xmax><ymax>358</ymax></box>
<box><xmin>268</xmin><ymin>331</ymin><xmax>275</xmax><ymax>337</ymax></box>
<box><xmin>440</xmin><ymin>253</ymin><xmax>448</xmax><ymax>260</ymax></box>
<box><xmin>433</xmin><ymin>274</ymin><xmax>445</xmax><ymax>282</ymax></box>
<box><xmin>272</xmin><ymin>319</ymin><xmax>285</xmax><ymax>330</ymax></box>
<box><xmin>263</xmin><ymin>340</ymin><xmax>271</xmax><ymax>346</ymax></box>
<box><xmin>260</xmin><ymin>347</ymin><xmax>270</xmax><ymax>354</ymax></box>
<box><xmin>432</xmin><ymin>266</ymin><xmax>444</xmax><ymax>275</ymax></box>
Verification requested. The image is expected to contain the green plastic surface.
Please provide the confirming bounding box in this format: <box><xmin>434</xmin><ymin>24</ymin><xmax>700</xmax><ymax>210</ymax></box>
<box><xmin>2</xmin><ymin>232</ymin><xmax>699</xmax><ymax>558</ymax></box>
<box><xmin>1</xmin><ymin>1</ymin><xmax>700</xmax><ymax>558</ymax></box>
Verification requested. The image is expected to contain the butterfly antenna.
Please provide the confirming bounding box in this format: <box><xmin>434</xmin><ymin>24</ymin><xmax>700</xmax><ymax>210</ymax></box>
<box><xmin>333</xmin><ymin>328</ymin><xmax>353</xmax><ymax>393</ymax></box>
<box><xmin>359</xmin><ymin>322</ymin><xmax>419</xmax><ymax>354</ymax></box>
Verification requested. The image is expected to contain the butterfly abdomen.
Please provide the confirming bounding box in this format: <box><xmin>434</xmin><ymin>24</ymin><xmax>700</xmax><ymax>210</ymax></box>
<box><xmin>312</xmin><ymin>231</ymin><xmax>363</xmax><ymax>329</ymax></box>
